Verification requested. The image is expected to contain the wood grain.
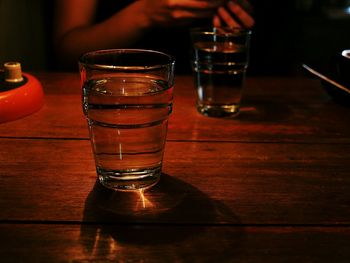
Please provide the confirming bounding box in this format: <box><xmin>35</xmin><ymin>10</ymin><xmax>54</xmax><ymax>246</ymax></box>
<box><xmin>1</xmin><ymin>224</ymin><xmax>349</xmax><ymax>262</ymax></box>
<box><xmin>1</xmin><ymin>138</ymin><xmax>349</xmax><ymax>224</ymax></box>
<box><xmin>0</xmin><ymin>74</ymin><xmax>349</xmax><ymax>143</ymax></box>
<box><xmin>1</xmin><ymin>73</ymin><xmax>350</xmax><ymax>261</ymax></box>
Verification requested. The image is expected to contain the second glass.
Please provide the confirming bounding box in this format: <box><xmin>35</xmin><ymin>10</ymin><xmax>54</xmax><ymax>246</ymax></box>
<box><xmin>79</xmin><ymin>49</ymin><xmax>175</xmax><ymax>191</ymax></box>
<box><xmin>190</xmin><ymin>27</ymin><xmax>251</xmax><ymax>118</ymax></box>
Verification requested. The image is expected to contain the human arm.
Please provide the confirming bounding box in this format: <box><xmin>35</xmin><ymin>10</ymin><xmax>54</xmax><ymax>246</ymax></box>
<box><xmin>53</xmin><ymin>0</ymin><xmax>225</xmax><ymax>68</ymax></box>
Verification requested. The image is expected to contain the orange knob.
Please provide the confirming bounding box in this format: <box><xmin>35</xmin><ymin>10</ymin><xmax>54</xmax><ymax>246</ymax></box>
<box><xmin>0</xmin><ymin>62</ymin><xmax>44</xmax><ymax>123</ymax></box>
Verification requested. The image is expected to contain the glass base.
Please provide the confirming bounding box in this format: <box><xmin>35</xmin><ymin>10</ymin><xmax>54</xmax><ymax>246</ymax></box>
<box><xmin>97</xmin><ymin>166</ymin><xmax>161</xmax><ymax>191</ymax></box>
<box><xmin>197</xmin><ymin>103</ymin><xmax>240</xmax><ymax>118</ymax></box>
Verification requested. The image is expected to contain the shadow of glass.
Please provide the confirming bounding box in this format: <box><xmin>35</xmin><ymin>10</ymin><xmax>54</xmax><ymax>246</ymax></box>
<box><xmin>238</xmin><ymin>99</ymin><xmax>292</xmax><ymax>122</ymax></box>
<box><xmin>79</xmin><ymin>174</ymin><xmax>244</xmax><ymax>261</ymax></box>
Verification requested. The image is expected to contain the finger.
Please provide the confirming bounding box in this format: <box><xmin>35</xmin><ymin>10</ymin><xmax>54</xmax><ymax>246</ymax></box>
<box><xmin>172</xmin><ymin>9</ymin><xmax>214</xmax><ymax>20</ymax></box>
<box><xmin>217</xmin><ymin>6</ymin><xmax>241</xmax><ymax>28</ymax></box>
<box><xmin>227</xmin><ymin>1</ymin><xmax>255</xmax><ymax>28</ymax></box>
<box><xmin>213</xmin><ymin>14</ymin><xmax>222</xmax><ymax>27</ymax></box>
<box><xmin>172</xmin><ymin>0</ymin><xmax>222</xmax><ymax>10</ymax></box>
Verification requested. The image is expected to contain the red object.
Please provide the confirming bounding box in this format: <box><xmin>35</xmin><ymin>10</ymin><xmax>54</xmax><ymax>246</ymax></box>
<box><xmin>0</xmin><ymin>72</ymin><xmax>44</xmax><ymax>123</ymax></box>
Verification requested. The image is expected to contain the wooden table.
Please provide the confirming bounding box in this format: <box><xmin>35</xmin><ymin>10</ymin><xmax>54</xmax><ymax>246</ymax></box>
<box><xmin>1</xmin><ymin>73</ymin><xmax>350</xmax><ymax>262</ymax></box>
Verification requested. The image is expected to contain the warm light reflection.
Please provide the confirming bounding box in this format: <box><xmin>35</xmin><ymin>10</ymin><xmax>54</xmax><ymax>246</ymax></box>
<box><xmin>82</xmin><ymin>227</ymin><xmax>121</xmax><ymax>260</ymax></box>
<box><xmin>240</xmin><ymin>106</ymin><xmax>257</xmax><ymax>112</ymax></box>
<box><xmin>137</xmin><ymin>189</ymin><xmax>155</xmax><ymax>210</ymax></box>
<box><xmin>108</xmin><ymin>236</ymin><xmax>118</xmax><ymax>255</ymax></box>
<box><xmin>117</xmin><ymin>129</ymin><xmax>122</xmax><ymax>160</ymax></box>
<box><xmin>91</xmin><ymin>228</ymin><xmax>102</xmax><ymax>256</ymax></box>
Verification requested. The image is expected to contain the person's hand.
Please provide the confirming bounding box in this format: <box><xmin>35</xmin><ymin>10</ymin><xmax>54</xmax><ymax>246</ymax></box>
<box><xmin>213</xmin><ymin>0</ymin><xmax>254</xmax><ymax>28</ymax></box>
<box><xmin>140</xmin><ymin>0</ymin><xmax>226</xmax><ymax>27</ymax></box>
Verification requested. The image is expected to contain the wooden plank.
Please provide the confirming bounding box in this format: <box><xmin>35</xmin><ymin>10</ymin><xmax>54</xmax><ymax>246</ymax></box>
<box><xmin>34</xmin><ymin>73</ymin><xmax>331</xmax><ymax>100</ymax></box>
<box><xmin>0</xmin><ymin>224</ymin><xmax>349</xmax><ymax>262</ymax></box>
<box><xmin>0</xmin><ymin>94</ymin><xmax>88</xmax><ymax>138</ymax></box>
<box><xmin>1</xmin><ymin>74</ymin><xmax>349</xmax><ymax>143</ymax></box>
<box><xmin>1</xmin><ymin>138</ymin><xmax>349</xmax><ymax>224</ymax></box>
<box><xmin>33</xmin><ymin>73</ymin><xmax>328</xmax><ymax>98</ymax></box>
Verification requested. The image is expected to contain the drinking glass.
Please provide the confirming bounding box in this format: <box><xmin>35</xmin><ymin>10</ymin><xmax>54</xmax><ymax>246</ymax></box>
<box><xmin>190</xmin><ymin>27</ymin><xmax>251</xmax><ymax>118</ymax></box>
<box><xmin>79</xmin><ymin>49</ymin><xmax>175</xmax><ymax>191</ymax></box>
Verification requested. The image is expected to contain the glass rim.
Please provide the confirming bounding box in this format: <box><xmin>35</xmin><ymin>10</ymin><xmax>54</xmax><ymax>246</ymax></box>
<box><xmin>79</xmin><ymin>48</ymin><xmax>175</xmax><ymax>70</ymax></box>
<box><xmin>190</xmin><ymin>27</ymin><xmax>252</xmax><ymax>36</ymax></box>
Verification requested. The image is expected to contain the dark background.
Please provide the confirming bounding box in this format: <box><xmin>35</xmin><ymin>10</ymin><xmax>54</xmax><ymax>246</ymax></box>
<box><xmin>1</xmin><ymin>0</ymin><xmax>350</xmax><ymax>76</ymax></box>
<box><xmin>250</xmin><ymin>0</ymin><xmax>350</xmax><ymax>75</ymax></box>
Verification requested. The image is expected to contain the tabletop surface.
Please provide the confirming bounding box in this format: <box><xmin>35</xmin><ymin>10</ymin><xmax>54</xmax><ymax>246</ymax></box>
<box><xmin>1</xmin><ymin>72</ymin><xmax>350</xmax><ymax>262</ymax></box>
